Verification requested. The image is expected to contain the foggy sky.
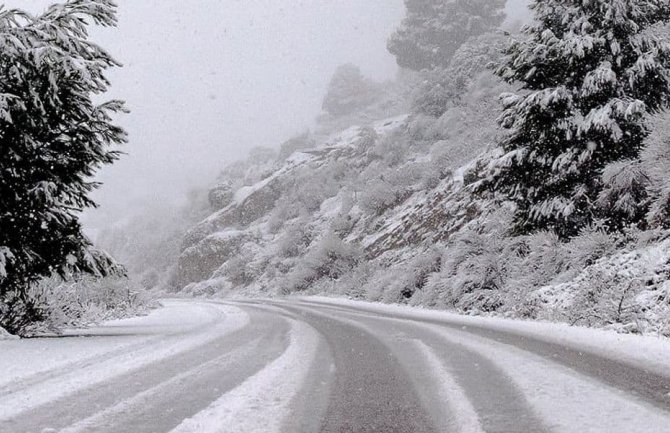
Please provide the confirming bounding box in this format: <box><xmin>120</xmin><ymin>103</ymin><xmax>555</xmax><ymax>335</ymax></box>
<box><xmin>8</xmin><ymin>0</ymin><xmax>406</xmax><ymax>231</ymax></box>
<box><xmin>7</xmin><ymin>0</ymin><xmax>531</xmax><ymax>233</ymax></box>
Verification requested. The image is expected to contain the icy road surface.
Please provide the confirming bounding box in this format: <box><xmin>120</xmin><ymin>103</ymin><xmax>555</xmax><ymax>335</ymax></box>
<box><xmin>1</xmin><ymin>298</ymin><xmax>670</xmax><ymax>433</ymax></box>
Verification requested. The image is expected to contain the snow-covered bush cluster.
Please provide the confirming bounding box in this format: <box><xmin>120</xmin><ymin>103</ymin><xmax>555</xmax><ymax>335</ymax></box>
<box><xmin>280</xmin><ymin>233</ymin><xmax>363</xmax><ymax>294</ymax></box>
<box><xmin>0</xmin><ymin>276</ymin><xmax>154</xmax><ymax>337</ymax></box>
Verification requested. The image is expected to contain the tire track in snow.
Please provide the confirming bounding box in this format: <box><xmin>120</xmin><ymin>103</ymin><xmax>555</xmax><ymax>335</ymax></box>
<box><xmin>295</xmin><ymin>299</ymin><xmax>670</xmax><ymax>410</ymax></box>
<box><xmin>422</xmin><ymin>322</ymin><xmax>670</xmax><ymax>433</ymax></box>
<box><xmin>169</xmin><ymin>317</ymin><xmax>321</xmax><ymax>433</ymax></box>
<box><xmin>273</xmin><ymin>303</ymin><xmax>438</xmax><ymax>433</ymax></box>
<box><xmin>413</xmin><ymin>340</ymin><xmax>485</xmax><ymax>433</ymax></box>
<box><xmin>0</xmin><ymin>303</ymin><xmax>263</xmax><ymax>432</ymax></box>
<box><xmin>58</xmin><ymin>336</ymin><xmax>271</xmax><ymax>433</ymax></box>
<box><xmin>289</xmin><ymin>302</ymin><xmax>548</xmax><ymax>433</ymax></box>
<box><xmin>0</xmin><ymin>300</ymin><xmax>226</xmax><ymax>398</ymax></box>
<box><xmin>233</xmin><ymin>302</ymin><xmax>336</xmax><ymax>433</ymax></box>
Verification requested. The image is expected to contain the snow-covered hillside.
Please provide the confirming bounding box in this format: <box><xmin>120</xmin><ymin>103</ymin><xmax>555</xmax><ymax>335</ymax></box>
<box><xmin>159</xmin><ymin>34</ymin><xmax>670</xmax><ymax>338</ymax></box>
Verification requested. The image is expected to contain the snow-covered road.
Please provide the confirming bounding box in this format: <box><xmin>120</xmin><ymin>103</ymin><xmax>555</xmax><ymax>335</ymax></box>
<box><xmin>1</xmin><ymin>298</ymin><xmax>669</xmax><ymax>433</ymax></box>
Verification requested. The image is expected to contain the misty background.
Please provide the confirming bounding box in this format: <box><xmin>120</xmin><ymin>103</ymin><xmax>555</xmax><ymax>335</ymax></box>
<box><xmin>8</xmin><ymin>0</ymin><xmax>530</xmax><ymax>237</ymax></box>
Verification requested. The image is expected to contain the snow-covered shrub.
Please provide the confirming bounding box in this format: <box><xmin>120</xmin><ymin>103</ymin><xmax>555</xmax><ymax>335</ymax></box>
<box><xmin>387</xmin><ymin>162</ymin><xmax>429</xmax><ymax>190</ymax></box>
<box><xmin>419</xmin><ymin>162</ymin><xmax>443</xmax><ymax>189</ymax></box>
<box><xmin>647</xmin><ymin>188</ymin><xmax>670</xmax><ymax>230</ymax></box>
<box><xmin>0</xmin><ymin>291</ymin><xmax>51</xmax><ymax>337</ymax></box>
<box><xmin>214</xmin><ymin>243</ymin><xmax>258</xmax><ymax>288</ymax></box>
<box><xmin>358</xmin><ymin>162</ymin><xmax>426</xmax><ymax>216</ymax></box>
<box><xmin>282</xmin><ymin>233</ymin><xmax>362</xmax><ymax>293</ymax></box>
<box><xmin>0</xmin><ymin>276</ymin><xmax>152</xmax><ymax>336</ymax></box>
<box><xmin>564</xmin><ymin>271</ymin><xmax>643</xmax><ymax>330</ymax></box>
<box><xmin>412</xmin><ymin>71</ymin><xmax>465</xmax><ymax>118</ymax></box>
<box><xmin>269</xmin><ymin>163</ymin><xmax>349</xmax><ymax>231</ymax></box>
<box><xmin>414</xmin><ymin>271</ymin><xmax>448</xmax><ymax>308</ymax></box>
<box><xmin>384</xmin><ymin>249</ymin><xmax>442</xmax><ymax>304</ymax></box>
<box><xmin>358</xmin><ymin>179</ymin><xmax>400</xmax><ymax>216</ymax></box>
<box><xmin>406</xmin><ymin>113</ymin><xmax>440</xmax><ymax>143</ymax></box>
<box><xmin>267</xmin><ymin>196</ymin><xmax>302</xmax><ymax>233</ymax></box>
<box><xmin>565</xmin><ymin>225</ymin><xmax>619</xmax><ymax>270</ymax></box>
<box><xmin>358</xmin><ymin>266</ymin><xmax>403</xmax><ymax>303</ymax></box>
<box><xmin>355</xmin><ymin>126</ymin><xmax>379</xmax><ymax>154</ymax></box>
<box><xmin>139</xmin><ymin>269</ymin><xmax>161</xmax><ymax>291</ymax></box>
<box><xmin>449</xmin><ymin>33</ymin><xmax>506</xmax><ymax>83</ymax></box>
<box><xmin>510</xmin><ymin>232</ymin><xmax>566</xmax><ymax>285</ymax></box>
<box><xmin>277</xmin><ymin>220</ymin><xmax>315</xmax><ymax>258</ymax></box>
<box><xmin>518</xmin><ymin>236</ymin><xmax>670</xmax><ymax>335</ymax></box>
<box><xmin>502</xmin><ymin>231</ymin><xmax>568</xmax><ymax>317</ymax></box>
<box><xmin>182</xmin><ymin>277</ymin><xmax>231</xmax><ymax>298</ymax></box>
<box><xmin>329</xmin><ymin>261</ymin><xmax>378</xmax><ymax>299</ymax></box>
<box><xmin>330</xmin><ymin>213</ymin><xmax>357</xmax><ymax>238</ymax></box>
<box><xmin>370</xmin><ymin>131</ymin><xmax>411</xmax><ymax>167</ymax></box>
<box><xmin>502</xmin><ymin>226</ymin><xmax>620</xmax><ymax>317</ymax></box>
<box><xmin>295</xmin><ymin>181</ymin><xmax>334</xmax><ymax>213</ymax></box>
<box><xmin>358</xmin><ymin>252</ymin><xmax>440</xmax><ymax>305</ymax></box>
<box><xmin>0</xmin><ymin>324</ymin><xmax>15</xmax><ymax>340</ymax></box>
<box><xmin>293</xmin><ymin>166</ymin><xmax>343</xmax><ymax>212</ymax></box>
<box><xmin>440</xmin><ymin>228</ymin><xmax>509</xmax><ymax>312</ymax></box>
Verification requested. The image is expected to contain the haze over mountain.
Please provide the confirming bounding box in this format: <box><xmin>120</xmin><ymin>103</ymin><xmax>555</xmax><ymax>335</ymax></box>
<box><xmin>6</xmin><ymin>0</ymin><xmax>406</xmax><ymax>233</ymax></box>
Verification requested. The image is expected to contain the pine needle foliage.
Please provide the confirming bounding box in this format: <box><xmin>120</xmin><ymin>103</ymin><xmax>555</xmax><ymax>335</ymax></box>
<box><xmin>485</xmin><ymin>0</ymin><xmax>670</xmax><ymax>238</ymax></box>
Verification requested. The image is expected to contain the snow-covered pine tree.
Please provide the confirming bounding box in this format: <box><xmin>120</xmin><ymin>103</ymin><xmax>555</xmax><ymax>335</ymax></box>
<box><xmin>0</xmin><ymin>1</ymin><xmax>126</xmax><ymax>334</ymax></box>
<box><xmin>486</xmin><ymin>0</ymin><xmax>670</xmax><ymax>238</ymax></box>
<box><xmin>388</xmin><ymin>0</ymin><xmax>507</xmax><ymax>71</ymax></box>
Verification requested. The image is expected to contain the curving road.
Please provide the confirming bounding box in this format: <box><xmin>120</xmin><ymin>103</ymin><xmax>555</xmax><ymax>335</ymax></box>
<box><xmin>1</xmin><ymin>298</ymin><xmax>669</xmax><ymax>433</ymax></box>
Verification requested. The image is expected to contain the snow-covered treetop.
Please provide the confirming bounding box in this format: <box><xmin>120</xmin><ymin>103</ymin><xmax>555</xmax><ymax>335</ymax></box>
<box><xmin>388</xmin><ymin>0</ymin><xmax>507</xmax><ymax>71</ymax></box>
<box><xmin>499</xmin><ymin>0</ymin><xmax>670</xmax><ymax>111</ymax></box>
<box><xmin>0</xmin><ymin>0</ymin><xmax>121</xmax><ymax>103</ymax></box>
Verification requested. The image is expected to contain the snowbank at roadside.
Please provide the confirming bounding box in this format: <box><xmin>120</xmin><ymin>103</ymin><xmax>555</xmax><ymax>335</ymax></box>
<box><xmin>0</xmin><ymin>325</ymin><xmax>17</xmax><ymax>341</ymax></box>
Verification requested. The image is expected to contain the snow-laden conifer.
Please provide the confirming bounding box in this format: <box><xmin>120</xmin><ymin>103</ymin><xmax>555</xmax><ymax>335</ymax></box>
<box><xmin>388</xmin><ymin>0</ymin><xmax>507</xmax><ymax>71</ymax></box>
<box><xmin>0</xmin><ymin>1</ymin><xmax>126</xmax><ymax>334</ymax></box>
<box><xmin>485</xmin><ymin>0</ymin><xmax>670</xmax><ymax>237</ymax></box>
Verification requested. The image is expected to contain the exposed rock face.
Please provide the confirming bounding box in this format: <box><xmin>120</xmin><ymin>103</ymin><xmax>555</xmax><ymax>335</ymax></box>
<box><xmin>208</xmin><ymin>182</ymin><xmax>234</xmax><ymax>210</ymax></box>
<box><xmin>170</xmin><ymin>230</ymin><xmax>249</xmax><ymax>290</ymax></box>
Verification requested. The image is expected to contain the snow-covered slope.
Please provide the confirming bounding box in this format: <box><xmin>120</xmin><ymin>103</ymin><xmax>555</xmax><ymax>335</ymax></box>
<box><xmin>163</xmin><ymin>41</ymin><xmax>670</xmax><ymax>337</ymax></box>
<box><xmin>168</xmin><ymin>113</ymin><xmax>435</xmax><ymax>292</ymax></box>
<box><xmin>165</xmin><ymin>97</ymin><xmax>669</xmax><ymax>337</ymax></box>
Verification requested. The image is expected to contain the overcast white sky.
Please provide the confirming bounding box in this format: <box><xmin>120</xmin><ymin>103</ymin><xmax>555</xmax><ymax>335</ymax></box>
<box><xmin>8</xmin><ymin>0</ymin><xmax>406</xmax><ymax>229</ymax></box>
<box><xmin>8</xmin><ymin>0</ymin><xmax>531</xmax><ymax>232</ymax></box>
